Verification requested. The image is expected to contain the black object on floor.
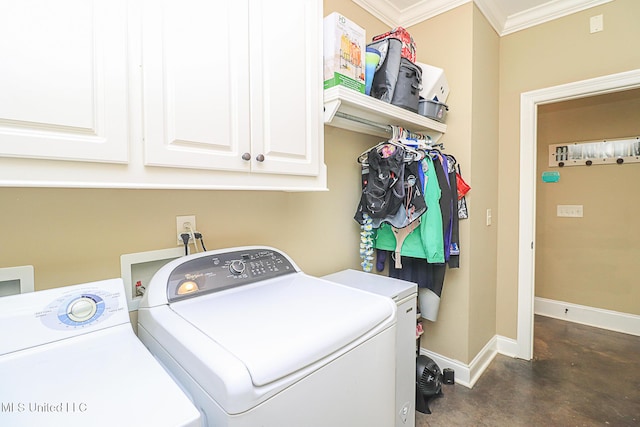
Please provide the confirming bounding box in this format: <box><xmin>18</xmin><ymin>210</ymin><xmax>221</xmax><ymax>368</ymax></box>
<box><xmin>442</xmin><ymin>368</ymin><xmax>455</xmax><ymax>384</ymax></box>
<box><xmin>416</xmin><ymin>355</ymin><xmax>444</xmax><ymax>414</ymax></box>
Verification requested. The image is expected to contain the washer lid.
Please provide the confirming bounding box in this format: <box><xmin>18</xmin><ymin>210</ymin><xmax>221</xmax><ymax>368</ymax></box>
<box><xmin>170</xmin><ymin>273</ymin><xmax>395</xmax><ymax>386</ymax></box>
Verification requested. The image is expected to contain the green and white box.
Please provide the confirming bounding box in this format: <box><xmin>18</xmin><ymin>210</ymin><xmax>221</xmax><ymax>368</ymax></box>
<box><xmin>323</xmin><ymin>12</ymin><xmax>366</xmax><ymax>93</ymax></box>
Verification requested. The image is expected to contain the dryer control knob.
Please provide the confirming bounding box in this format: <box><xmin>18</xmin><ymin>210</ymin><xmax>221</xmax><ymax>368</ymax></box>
<box><xmin>229</xmin><ymin>260</ymin><xmax>246</xmax><ymax>275</ymax></box>
<box><xmin>67</xmin><ymin>297</ymin><xmax>97</xmax><ymax>323</ymax></box>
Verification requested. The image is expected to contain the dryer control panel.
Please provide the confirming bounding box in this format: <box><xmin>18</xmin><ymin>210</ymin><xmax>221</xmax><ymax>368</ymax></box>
<box><xmin>166</xmin><ymin>248</ymin><xmax>298</xmax><ymax>302</ymax></box>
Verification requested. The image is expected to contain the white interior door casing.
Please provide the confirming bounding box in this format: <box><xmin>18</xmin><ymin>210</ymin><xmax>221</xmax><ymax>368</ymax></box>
<box><xmin>141</xmin><ymin>0</ymin><xmax>251</xmax><ymax>172</ymax></box>
<box><xmin>0</xmin><ymin>0</ymin><xmax>129</xmax><ymax>164</ymax></box>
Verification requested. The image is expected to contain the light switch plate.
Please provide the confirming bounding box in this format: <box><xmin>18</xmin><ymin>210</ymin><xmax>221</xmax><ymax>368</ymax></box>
<box><xmin>590</xmin><ymin>14</ymin><xmax>603</xmax><ymax>33</ymax></box>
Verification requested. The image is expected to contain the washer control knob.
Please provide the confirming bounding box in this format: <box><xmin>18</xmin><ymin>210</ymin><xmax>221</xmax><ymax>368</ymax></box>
<box><xmin>67</xmin><ymin>297</ymin><xmax>97</xmax><ymax>323</ymax></box>
<box><xmin>229</xmin><ymin>260</ymin><xmax>246</xmax><ymax>275</ymax></box>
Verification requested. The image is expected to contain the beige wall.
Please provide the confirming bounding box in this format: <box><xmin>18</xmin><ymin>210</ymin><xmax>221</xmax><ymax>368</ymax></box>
<box><xmin>409</xmin><ymin>3</ymin><xmax>501</xmax><ymax>363</ymax></box>
<box><xmin>497</xmin><ymin>0</ymin><xmax>640</xmax><ymax>337</ymax></box>
<box><xmin>536</xmin><ymin>89</ymin><xmax>640</xmax><ymax>315</ymax></box>
<box><xmin>0</xmin><ymin>130</ymin><xmax>377</xmax><ymax>288</ymax></box>
<box><xmin>408</xmin><ymin>3</ymin><xmax>475</xmax><ymax>363</ymax></box>
<box><xmin>408</xmin><ymin>3</ymin><xmax>500</xmax><ymax>364</ymax></box>
<box><xmin>323</xmin><ymin>0</ymin><xmax>389</xmax><ymax>38</ymax></box>
<box><xmin>468</xmin><ymin>4</ymin><xmax>500</xmax><ymax>360</ymax></box>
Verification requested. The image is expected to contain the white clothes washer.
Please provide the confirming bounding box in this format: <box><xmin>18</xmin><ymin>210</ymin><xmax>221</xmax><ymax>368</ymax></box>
<box><xmin>137</xmin><ymin>246</ymin><xmax>398</xmax><ymax>427</ymax></box>
<box><xmin>323</xmin><ymin>269</ymin><xmax>418</xmax><ymax>427</ymax></box>
<box><xmin>0</xmin><ymin>278</ymin><xmax>201</xmax><ymax>427</ymax></box>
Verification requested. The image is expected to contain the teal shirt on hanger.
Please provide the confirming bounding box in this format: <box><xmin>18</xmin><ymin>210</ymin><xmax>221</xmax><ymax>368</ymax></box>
<box><xmin>374</xmin><ymin>156</ymin><xmax>445</xmax><ymax>263</ymax></box>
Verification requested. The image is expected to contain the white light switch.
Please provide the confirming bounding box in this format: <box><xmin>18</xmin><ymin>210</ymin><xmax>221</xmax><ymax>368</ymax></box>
<box><xmin>557</xmin><ymin>205</ymin><xmax>583</xmax><ymax>217</ymax></box>
<box><xmin>486</xmin><ymin>209</ymin><xmax>492</xmax><ymax>226</ymax></box>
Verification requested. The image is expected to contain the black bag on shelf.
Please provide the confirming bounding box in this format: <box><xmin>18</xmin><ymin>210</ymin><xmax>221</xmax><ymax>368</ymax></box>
<box><xmin>391</xmin><ymin>58</ymin><xmax>422</xmax><ymax>113</ymax></box>
<box><xmin>369</xmin><ymin>38</ymin><xmax>422</xmax><ymax>113</ymax></box>
<box><xmin>369</xmin><ymin>37</ymin><xmax>402</xmax><ymax>103</ymax></box>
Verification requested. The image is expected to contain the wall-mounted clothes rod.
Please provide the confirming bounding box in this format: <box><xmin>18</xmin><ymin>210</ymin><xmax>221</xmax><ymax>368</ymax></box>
<box><xmin>334</xmin><ymin>111</ymin><xmax>437</xmax><ymax>145</ymax></box>
<box><xmin>334</xmin><ymin>111</ymin><xmax>390</xmax><ymax>133</ymax></box>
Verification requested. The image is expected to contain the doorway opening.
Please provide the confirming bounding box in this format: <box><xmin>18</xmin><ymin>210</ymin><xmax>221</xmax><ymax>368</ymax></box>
<box><xmin>517</xmin><ymin>69</ymin><xmax>640</xmax><ymax>360</ymax></box>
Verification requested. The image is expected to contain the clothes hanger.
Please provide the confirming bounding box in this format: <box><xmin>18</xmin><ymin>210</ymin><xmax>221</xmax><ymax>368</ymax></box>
<box><xmin>357</xmin><ymin>133</ymin><xmax>426</xmax><ymax>166</ymax></box>
<box><xmin>357</xmin><ymin>140</ymin><xmax>402</xmax><ymax>165</ymax></box>
<box><xmin>357</xmin><ymin>141</ymin><xmax>425</xmax><ymax>166</ymax></box>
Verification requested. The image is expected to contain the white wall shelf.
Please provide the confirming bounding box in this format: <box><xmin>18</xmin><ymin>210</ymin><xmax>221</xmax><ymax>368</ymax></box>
<box><xmin>324</xmin><ymin>86</ymin><xmax>447</xmax><ymax>142</ymax></box>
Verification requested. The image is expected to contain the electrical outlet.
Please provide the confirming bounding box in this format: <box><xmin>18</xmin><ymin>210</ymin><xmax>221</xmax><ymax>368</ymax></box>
<box><xmin>176</xmin><ymin>215</ymin><xmax>196</xmax><ymax>245</ymax></box>
<box><xmin>557</xmin><ymin>205</ymin><xmax>583</xmax><ymax>217</ymax></box>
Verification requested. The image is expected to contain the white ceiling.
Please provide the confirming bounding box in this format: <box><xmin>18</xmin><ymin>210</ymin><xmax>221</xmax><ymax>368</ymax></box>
<box><xmin>351</xmin><ymin>0</ymin><xmax>613</xmax><ymax>36</ymax></box>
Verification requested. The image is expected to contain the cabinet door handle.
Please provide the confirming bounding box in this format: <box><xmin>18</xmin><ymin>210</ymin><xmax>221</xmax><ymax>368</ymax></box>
<box><xmin>256</xmin><ymin>154</ymin><xmax>265</xmax><ymax>162</ymax></box>
<box><xmin>241</xmin><ymin>152</ymin><xmax>251</xmax><ymax>161</ymax></box>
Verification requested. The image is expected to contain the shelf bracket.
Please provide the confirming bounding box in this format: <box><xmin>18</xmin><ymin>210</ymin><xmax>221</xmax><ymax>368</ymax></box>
<box><xmin>323</xmin><ymin>99</ymin><xmax>341</xmax><ymax>123</ymax></box>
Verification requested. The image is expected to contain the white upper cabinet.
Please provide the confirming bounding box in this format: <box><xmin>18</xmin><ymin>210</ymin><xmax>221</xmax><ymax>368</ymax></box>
<box><xmin>0</xmin><ymin>0</ymin><xmax>325</xmax><ymax>190</ymax></box>
<box><xmin>0</xmin><ymin>0</ymin><xmax>129</xmax><ymax>163</ymax></box>
<box><xmin>142</xmin><ymin>0</ymin><xmax>323</xmax><ymax>178</ymax></box>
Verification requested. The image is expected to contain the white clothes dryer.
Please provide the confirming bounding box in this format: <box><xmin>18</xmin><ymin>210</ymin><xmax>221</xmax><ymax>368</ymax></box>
<box><xmin>0</xmin><ymin>278</ymin><xmax>201</xmax><ymax>427</ymax></box>
<box><xmin>137</xmin><ymin>246</ymin><xmax>397</xmax><ymax>427</ymax></box>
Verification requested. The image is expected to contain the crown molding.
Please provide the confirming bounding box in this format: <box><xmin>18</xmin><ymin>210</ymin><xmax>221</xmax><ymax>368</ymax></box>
<box><xmin>400</xmin><ymin>0</ymin><xmax>470</xmax><ymax>27</ymax></box>
<box><xmin>351</xmin><ymin>0</ymin><xmax>470</xmax><ymax>28</ymax></box>
<box><xmin>473</xmin><ymin>0</ymin><xmax>507</xmax><ymax>34</ymax></box>
<box><xmin>501</xmin><ymin>0</ymin><xmax>613</xmax><ymax>36</ymax></box>
<box><xmin>351</xmin><ymin>0</ymin><xmax>404</xmax><ymax>27</ymax></box>
<box><xmin>351</xmin><ymin>0</ymin><xmax>613</xmax><ymax>36</ymax></box>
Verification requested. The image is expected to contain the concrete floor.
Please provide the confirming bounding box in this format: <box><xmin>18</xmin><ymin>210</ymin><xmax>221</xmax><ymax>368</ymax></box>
<box><xmin>416</xmin><ymin>315</ymin><xmax>640</xmax><ymax>426</ymax></box>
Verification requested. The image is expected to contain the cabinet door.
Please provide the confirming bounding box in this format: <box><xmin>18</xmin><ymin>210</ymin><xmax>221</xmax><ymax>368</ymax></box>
<box><xmin>248</xmin><ymin>0</ymin><xmax>323</xmax><ymax>176</ymax></box>
<box><xmin>142</xmin><ymin>0</ymin><xmax>251</xmax><ymax>172</ymax></box>
<box><xmin>0</xmin><ymin>0</ymin><xmax>129</xmax><ymax>163</ymax></box>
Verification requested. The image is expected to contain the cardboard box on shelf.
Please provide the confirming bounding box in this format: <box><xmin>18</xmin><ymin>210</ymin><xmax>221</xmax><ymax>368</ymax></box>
<box><xmin>323</xmin><ymin>12</ymin><xmax>366</xmax><ymax>93</ymax></box>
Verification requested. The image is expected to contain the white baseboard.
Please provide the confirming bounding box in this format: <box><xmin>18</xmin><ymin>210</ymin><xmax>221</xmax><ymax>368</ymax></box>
<box><xmin>420</xmin><ymin>335</ymin><xmax>499</xmax><ymax>389</ymax></box>
<box><xmin>535</xmin><ymin>297</ymin><xmax>640</xmax><ymax>337</ymax></box>
<box><xmin>496</xmin><ymin>335</ymin><xmax>519</xmax><ymax>358</ymax></box>
<box><xmin>419</xmin><ymin>347</ymin><xmax>473</xmax><ymax>388</ymax></box>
